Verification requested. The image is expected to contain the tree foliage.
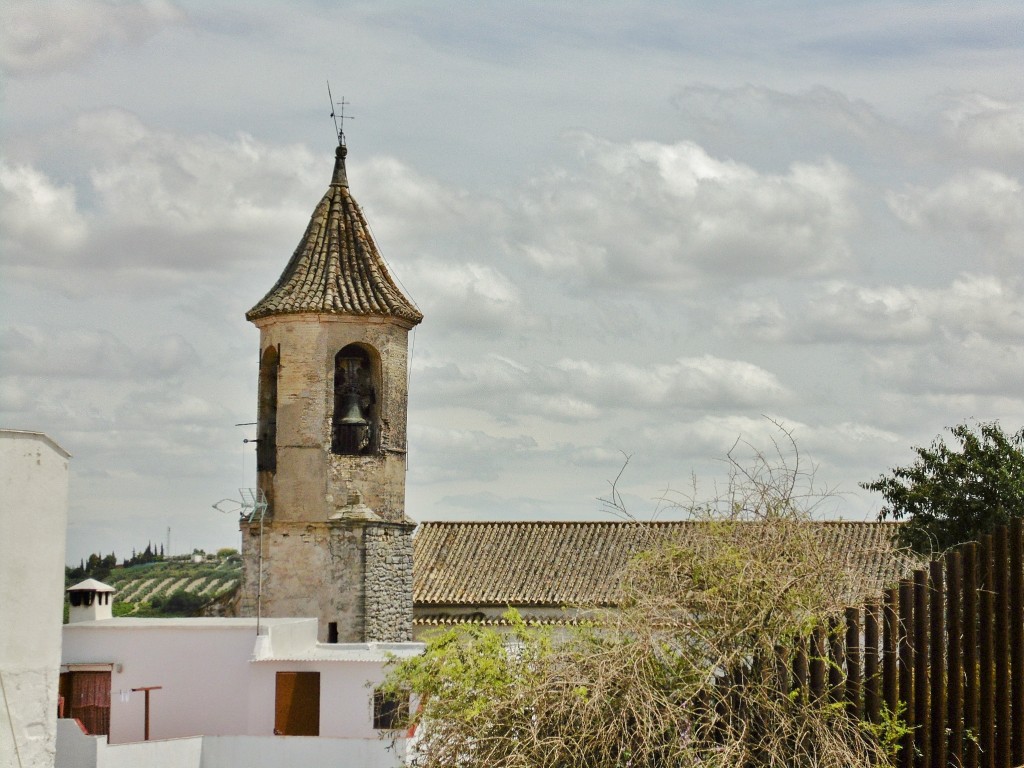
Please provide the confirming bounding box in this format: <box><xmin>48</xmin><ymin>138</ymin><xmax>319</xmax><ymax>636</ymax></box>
<box><xmin>861</xmin><ymin>421</ymin><xmax>1024</xmax><ymax>554</ymax></box>
<box><xmin>65</xmin><ymin>552</ymin><xmax>118</xmax><ymax>582</ymax></box>
<box><xmin>148</xmin><ymin>589</ymin><xmax>207</xmax><ymax>617</ymax></box>
<box><xmin>383</xmin><ymin>435</ymin><xmax>892</xmax><ymax>767</ymax></box>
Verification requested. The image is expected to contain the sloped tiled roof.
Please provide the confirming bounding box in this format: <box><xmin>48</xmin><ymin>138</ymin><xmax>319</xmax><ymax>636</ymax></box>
<box><xmin>413</xmin><ymin>520</ymin><xmax>921</xmax><ymax>608</ymax></box>
<box><xmin>247</xmin><ymin>144</ymin><xmax>423</xmax><ymax>324</ymax></box>
<box><xmin>414</xmin><ymin>613</ymin><xmax>584</xmax><ymax>628</ymax></box>
<box><xmin>67</xmin><ymin>578</ymin><xmax>116</xmax><ymax>593</ymax></box>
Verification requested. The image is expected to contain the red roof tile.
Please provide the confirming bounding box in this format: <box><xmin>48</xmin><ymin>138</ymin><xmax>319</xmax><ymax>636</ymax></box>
<box><xmin>413</xmin><ymin>520</ymin><xmax>920</xmax><ymax>608</ymax></box>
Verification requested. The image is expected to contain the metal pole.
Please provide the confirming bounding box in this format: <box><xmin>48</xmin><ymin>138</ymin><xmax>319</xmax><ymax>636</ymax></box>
<box><xmin>257</xmin><ymin>511</ymin><xmax>264</xmax><ymax>636</ymax></box>
<box><xmin>131</xmin><ymin>686</ymin><xmax>162</xmax><ymax>741</ymax></box>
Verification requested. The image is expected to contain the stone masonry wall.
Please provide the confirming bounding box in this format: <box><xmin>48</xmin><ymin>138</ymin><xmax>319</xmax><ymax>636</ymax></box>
<box><xmin>364</xmin><ymin>523</ymin><xmax>415</xmax><ymax>642</ymax></box>
<box><xmin>254</xmin><ymin>314</ymin><xmax>412</xmax><ymax>525</ymax></box>
<box><xmin>243</xmin><ymin>314</ymin><xmax>415</xmax><ymax>642</ymax></box>
<box><xmin>241</xmin><ymin>520</ymin><xmax>366</xmax><ymax>642</ymax></box>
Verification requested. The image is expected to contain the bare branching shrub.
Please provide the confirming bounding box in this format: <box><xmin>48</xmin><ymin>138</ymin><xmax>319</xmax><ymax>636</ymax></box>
<box><xmin>384</xmin><ymin>430</ymin><xmax>893</xmax><ymax>767</ymax></box>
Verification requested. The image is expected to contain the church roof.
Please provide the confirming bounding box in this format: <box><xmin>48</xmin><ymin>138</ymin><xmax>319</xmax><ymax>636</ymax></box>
<box><xmin>246</xmin><ymin>144</ymin><xmax>423</xmax><ymax>324</ymax></box>
<box><xmin>412</xmin><ymin>520</ymin><xmax>921</xmax><ymax>609</ymax></box>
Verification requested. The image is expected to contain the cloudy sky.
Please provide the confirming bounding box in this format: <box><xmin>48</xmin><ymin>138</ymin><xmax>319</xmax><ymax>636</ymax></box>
<box><xmin>4</xmin><ymin>1</ymin><xmax>1024</xmax><ymax>564</ymax></box>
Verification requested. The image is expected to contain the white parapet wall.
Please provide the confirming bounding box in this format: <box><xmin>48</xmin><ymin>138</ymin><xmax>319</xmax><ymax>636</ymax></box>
<box><xmin>55</xmin><ymin>725</ymin><xmax>406</xmax><ymax>768</ymax></box>
<box><xmin>0</xmin><ymin>430</ymin><xmax>70</xmax><ymax>768</ymax></box>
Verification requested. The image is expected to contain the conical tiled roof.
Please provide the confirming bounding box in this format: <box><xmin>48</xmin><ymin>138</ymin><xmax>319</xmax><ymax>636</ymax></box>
<box><xmin>247</xmin><ymin>144</ymin><xmax>423</xmax><ymax>324</ymax></box>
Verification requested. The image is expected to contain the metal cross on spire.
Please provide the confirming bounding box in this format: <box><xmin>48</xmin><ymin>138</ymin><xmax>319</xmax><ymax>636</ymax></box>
<box><xmin>327</xmin><ymin>81</ymin><xmax>354</xmax><ymax>147</ymax></box>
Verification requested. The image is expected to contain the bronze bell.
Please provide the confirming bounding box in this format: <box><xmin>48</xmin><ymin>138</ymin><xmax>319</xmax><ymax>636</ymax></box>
<box><xmin>339</xmin><ymin>391</ymin><xmax>368</xmax><ymax>426</ymax></box>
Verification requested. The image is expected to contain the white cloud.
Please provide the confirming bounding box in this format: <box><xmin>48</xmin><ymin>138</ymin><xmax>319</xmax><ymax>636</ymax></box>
<box><xmin>519</xmin><ymin>135</ymin><xmax>857</xmax><ymax>290</ymax></box>
<box><xmin>800</xmin><ymin>282</ymin><xmax>932</xmax><ymax>343</ymax></box>
<box><xmin>5</xmin><ymin>0</ymin><xmax>1024</xmax><ymax>563</ymax></box>
<box><xmin>139</xmin><ymin>335</ymin><xmax>201</xmax><ymax>374</ymax></box>
<box><xmin>2</xmin><ymin>112</ymin><xmax>327</xmax><ymax>293</ymax></box>
<box><xmin>0</xmin><ymin>0</ymin><xmax>185</xmax><ymax>75</ymax></box>
<box><xmin>519</xmin><ymin>393</ymin><xmax>601</xmax><ymax>422</ymax></box>
<box><xmin>723</xmin><ymin>274</ymin><xmax>1024</xmax><ymax>347</ymax></box>
<box><xmin>0</xmin><ymin>326</ymin><xmax>132</xmax><ymax>378</ymax></box>
<box><xmin>936</xmin><ymin>274</ymin><xmax>1024</xmax><ymax>339</ymax></box>
<box><xmin>354</xmin><ymin>156</ymin><xmax>508</xmax><ymax>244</ymax></box>
<box><xmin>944</xmin><ymin>93</ymin><xmax>1024</xmax><ymax>159</ymax></box>
<box><xmin>78</xmin><ymin>110</ymin><xmax>319</xmax><ymax>239</ymax></box>
<box><xmin>409</xmin><ymin>425</ymin><xmax>537</xmax><ymax>482</ymax></box>
<box><xmin>0</xmin><ymin>159</ymin><xmax>87</xmax><ymax>260</ymax></box>
<box><xmin>670</xmin><ymin>84</ymin><xmax>901</xmax><ymax>162</ymax></box>
<box><xmin>867</xmin><ymin>332</ymin><xmax>1024</xmax><ymax>397</ymax></box>
<box><xmin>0</xmin><ymin>379</ymin><xmax>32</xmax><ymax>412</ymax></box>
<box><xmin>401</xmin><ymin>259</ymin><xmax>521</xmax><ymax>333</ymax></box>
<box><xmin>0</xmin><ymin>325</ymin><xmax>200</xmax><ymax>379</ymax></box>
<box><xmin>126</xmin><ymin>390</ymin><xmax>225</xmax><ymax>427</ymax></box>
<box><xmin>886</xmin><ymin>169</ymin><xmax>1024</xmax><ymax>254</ymax></box>
<box><xmin>415</xmin><ymin>352</ymin><xmax>788</xmax><ymax>422</ymax></box>
<box><xmin>553</xmin><ymin>356</ymin><xmax>789</xmax><ymax>410</ymax></box>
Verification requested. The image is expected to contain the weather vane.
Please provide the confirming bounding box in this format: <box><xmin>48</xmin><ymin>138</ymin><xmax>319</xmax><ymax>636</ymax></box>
<box><xmin>327</xmin><ymin>81</ymin><xmax>354</xmax><ymax>147</ymax></box>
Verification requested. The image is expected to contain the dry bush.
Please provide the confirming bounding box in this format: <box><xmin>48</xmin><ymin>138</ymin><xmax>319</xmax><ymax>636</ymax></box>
<box><xmin>384</xmin><ymin>431</ymin><xmax>894</xmax><ymax>767</ymax></box>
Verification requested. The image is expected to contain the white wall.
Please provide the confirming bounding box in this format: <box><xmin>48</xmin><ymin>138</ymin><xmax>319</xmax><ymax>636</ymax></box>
<box><xmin>55</xmin><ymin>727</ymin><xmax>404</xmax><ymax>768</ymax></box>
<box><xmin>62</xmin><ymin>620</ymin><xmax>414</xmax><ymax>744</ymax></box>
<box><xmin>247</xmin><ymin>659</ymin><xmax>394</xmax><ymax>739</ymax></box>
<box><xmin>62</xmin><ymin>621</ymin><xmax>261</xmax><ymax>744</ymax></box>
<box><xmin>199</xmin><ymin>736</ymin><xmax>404</xmax><ymax>768</ymax></box>
<box><xmin>55</xmin><ymin>721</ymin><xmax>97</xmax><ymax>768</ymax></box>
<box><xmin>1</xmin><ymin>430</ymin><xmax>70</xmax><ymax>768</ymax></box>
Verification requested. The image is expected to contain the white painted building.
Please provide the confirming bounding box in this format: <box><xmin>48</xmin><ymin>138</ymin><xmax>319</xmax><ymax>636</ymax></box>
<box><xmin>58</xmin><ymin>607</ymin><xmax>422</xmax><ymax>768</ymax></box>
<box><xmin>1</xmin><ymin>429</ymin><xmax>71</xmax><ymax>768</ymax></box>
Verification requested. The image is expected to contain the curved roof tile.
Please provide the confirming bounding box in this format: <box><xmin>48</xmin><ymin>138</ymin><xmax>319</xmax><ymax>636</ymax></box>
<box><xmin>412</xmin><ymin>520</ymin><xmax>922</xmax><ymax>608</ymax></box>
<box><xmin>247</xmin><ymin>144</ymin><xmax>423</xmax><ymax>324</ymax></box>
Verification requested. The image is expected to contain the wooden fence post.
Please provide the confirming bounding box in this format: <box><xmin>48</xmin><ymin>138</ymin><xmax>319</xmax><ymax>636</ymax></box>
<box><xmin>994</xmin><ymin>530</ymin><xmax>1010</xmax><ymax>768</ymax></box>
<box><xmin>810</xmin><ymin>625</ymin><xmax>827</xmax><ymax>701</ymax></box>
<box><xmin>914</xmin><ymin>569</ymin><xmax>930</xmax><ymax>768</ymax></box>
<box><xmin>1009</xmin><ymin>518</ymin><xmax>1024</xmax><ymax>766</ymax></box>
<box><xmin>929</xmin><ymin>560</ymin><xmax>946</xmax><ymax>768</ymax></box>
<box><xmin>793</xmin><ymin>636</ymin><xmax>809</xmax><ymax>701</ymax></box>
<box><xmin>980</xmin><ymin>534</ymin><xmax>995</xmax><ymax>768</ymax></box>
<box><xmin>865</xmin><ymin>601</ymin><xmax>881</xmax><ymax>725</ymax></box>
<box><xmin>884</xmin><ymin>588</ymin><xmax>899</xmax><ymax>722</ymax></box>
<box><xmin>946</xmin><ymin>550</ymin><xmax>963</xmax><ymax>768</ymax></box>
<box><xmin>900</xmin><ymin>579</ymin><xmax>916</xmax><ymax>768</ymax></box>
<box><xmin>774</xmin><ymin>644</ymin><xmax>789</xmax><ymax>698</ymax></box>
<box><xmin>963</xmin><ymin>541</ymin><xmax>979</xmax><ymax>768</ymax></box>
<box><xmin>829</xmin><ymin>618</ymin><xmax>846</xmax><ymax>704</ymax></box>
<box><xmin>846</xmin><ymin>607</ymin><xmax>862</xmax><ymax>720</ymax></box>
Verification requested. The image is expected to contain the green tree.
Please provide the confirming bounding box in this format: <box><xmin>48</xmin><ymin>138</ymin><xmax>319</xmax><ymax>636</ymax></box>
<box><xmin>149</xmin><ymin>589</ymin><xmax>206</xmax><ymax>617</ymax></box>
<box><xmin>383</xmin><ymin>437</ymin><xmax>892</xmax><ymax>768</ymax></box>
<box><xmin>861</xmin><ymin>421</ymin><xmax>1024</xmax><ymax>554</ymax></box>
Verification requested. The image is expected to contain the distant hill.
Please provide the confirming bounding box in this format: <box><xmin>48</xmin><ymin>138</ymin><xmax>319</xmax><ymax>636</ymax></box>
<box><xmin>66</xmin><ymin>556</ymin><xmax>242</xmax><ymax>619</ymax></box>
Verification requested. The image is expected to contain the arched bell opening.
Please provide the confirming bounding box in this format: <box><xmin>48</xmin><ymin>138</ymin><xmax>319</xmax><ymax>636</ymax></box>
<box><xmin>332</xmin><ymin>344</ymin><xmax>378</xmax><ymax>455</ymax></box>
<box><xmin>257</xmin><ymin>345</ymin><xmax>279</xmax><ymax>472</ymax></box>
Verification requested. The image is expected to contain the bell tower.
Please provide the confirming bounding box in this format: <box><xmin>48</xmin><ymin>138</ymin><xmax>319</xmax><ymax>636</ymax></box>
<box><xmin>242</xmin><ymin>136</ymin><xmax>422</xmax><ymax>642</ymax></box>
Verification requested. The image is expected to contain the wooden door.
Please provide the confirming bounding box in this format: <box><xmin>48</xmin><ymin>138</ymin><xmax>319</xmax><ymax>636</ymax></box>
<box><xmin>274</xmin><ymin>671</ymin><xmax>320</xmax><ymax>736</ymax></box>
<box><xmin>61</xmin><ymin>671</ymin><xmax>111</xmax><ymax>736</ymax></box>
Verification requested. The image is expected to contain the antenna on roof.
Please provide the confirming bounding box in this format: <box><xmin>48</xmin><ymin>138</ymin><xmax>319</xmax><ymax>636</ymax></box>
<box><xmin>326</xmin><ymin>81</ymin><xmax>354</xmax><ymax>147</ymax></box>
<box><xmin>213</xmin><ymin>488</ymin><xmax>269</xmax><ymax>635</ymax></box>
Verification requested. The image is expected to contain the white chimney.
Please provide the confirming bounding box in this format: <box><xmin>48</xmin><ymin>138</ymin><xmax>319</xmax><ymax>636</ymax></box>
<box><xmin>67</xmin><ymin>579</ymin><xmax>115</xmax><ymax>623</ymax></box>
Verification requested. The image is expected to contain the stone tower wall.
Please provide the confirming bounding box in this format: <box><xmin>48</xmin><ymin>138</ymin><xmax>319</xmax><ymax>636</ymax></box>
<box><xmin>241</xmin><ymin>520</ymin><xmax>414</xmax><ymax>642</ymax></box>
<box><xmin>241</xmin><ymin>522</ymin><xmax>364</xmax><ymax>640</ymax></box>
<box><xmin>241</xmin><ymin>312</ymin><xmax>415</xmax><ymax>641</ymax></box>
<box><xmin>253</xmin><ymin>313</ymin><xmax>413</xmax><ymax>523</ymax></box>
<box><xmin>364</xmin><ymin>524</ymin><xmax>415</xmax><ymax>642</ymax></box>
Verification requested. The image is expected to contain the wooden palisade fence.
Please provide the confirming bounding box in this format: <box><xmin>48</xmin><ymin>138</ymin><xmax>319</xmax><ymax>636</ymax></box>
<box><xmin>779</xmin><ymin>518</ymin><xmax>1024</xmax><ymax>768</ymax></box>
